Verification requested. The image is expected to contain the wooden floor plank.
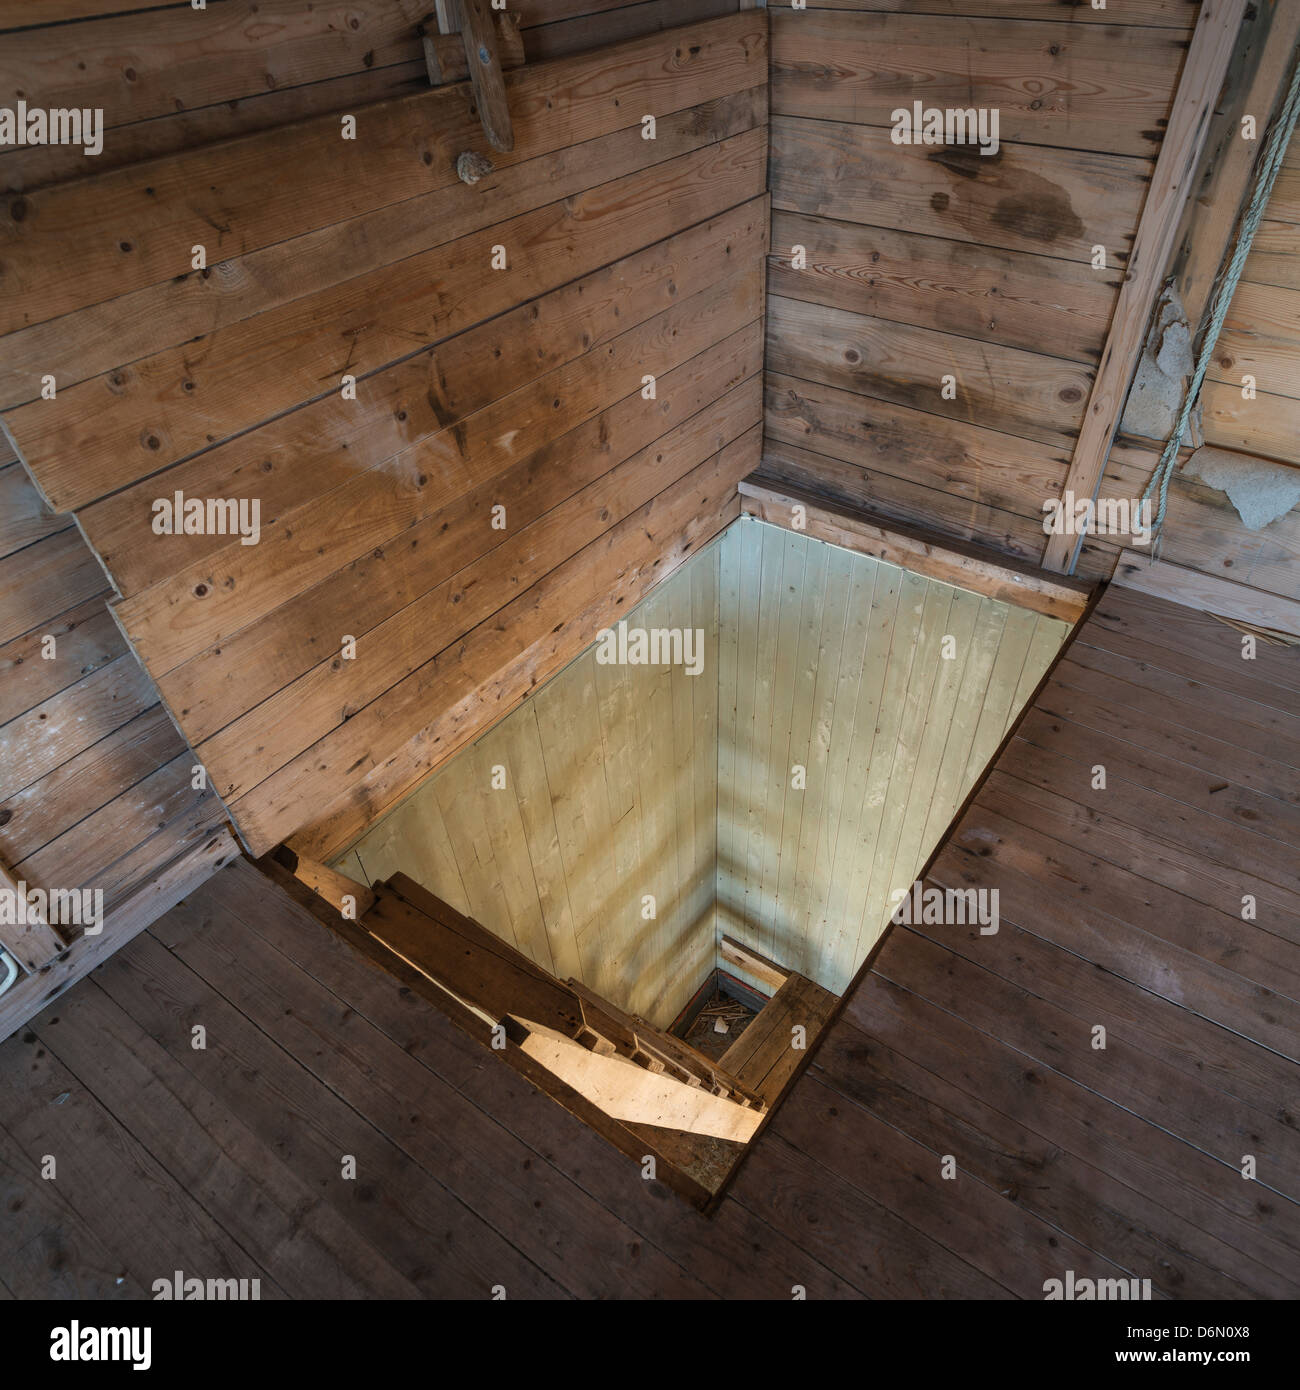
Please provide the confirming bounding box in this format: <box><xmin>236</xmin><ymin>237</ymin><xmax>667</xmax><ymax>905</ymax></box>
<box><xmin>1043</xmin><ymin>663</ymin><xmax>1300</xmax><ymax>798</ymax></box>
<box><xmin>998</xmin><ymin>735</ymin><xmax>1300</xmax><ymax>904</ymax></box>
<box><xmin>842</xmin><ymin>970</ymin><xmax>1300</xmax><ymax>1292</ymax></box>
<box><xmin>0</xmin><ymin>1027</ymin><xmax>283</xmax><ymax>1299</ymax></box>
<box><xmin>158</xmin><ymin>870</ymin><xmax>714</xmax><ymax>1300</ymax></box>
<box><xmin>95</xmin><ymin>915</ymin><xmax>567</xmax><ymax>1300</ymax></box>
<box><xmin>940</xmin><ymin>804</ymin><xmax>1300</xmax><ymax>1021</ymax></box>
<box><xmin>812</xmin><ymin>1023</ymin><xmax>1267</xmax><ymax>1300</ymax></box>
<box><xmin>30</xmin><ymin>985</ymin><xmax>422</xmax><ymax>1300</ymax></box>
<box><xmin>1015</xmin><ymin>703</ymin><xmax>1300</xmax><ymax>853</ymax></box>
<box><xmin>1089</xmin><ymin>588</ymin><xmax>1300</xmax><ymax>697</ymax></box>
<box><xmin>772</xmin><ymin>1073</ymin><xmax>1143</xmax><ymax>1298</ymax></box>
<box><xmin>210</xmin><ymin>860</ymin><xmax>854</xmax><ymax>1300</ymax></box>
<box><xmin>873</xmin><ymin>928</ymin><xmax>1300</xmax><ymax>1203</ymax></box>
<box><xmin>729</xmin><ymin>1130</ymin><xmax>1010</xmax><ymax>1299</ymax></box>
<box><xmin>1075</xmin><ymin>605</ymin><xmax>1300</xmax><ymax>717</ymax></box>
<box><xmin>926</xmin><ymin>849</ymin><xmax>1300</xmax><ymax>1105</ymax></box>
<box><xmin>980</xmin><ymin>770</ymin><xmax>1300</xmax><ymax>941</ymax></box>
<box><xmin>0</xmin><ymin>1122</ymin><xmax>136</xmax><ymax>1301</ymax></box>
<box><xmin>0</xmin><ymin>587</ymin><xmax>1295</xmax><ymax>1302</ymax></box>
<box><xmin>1064</xmin><ymin>638</ymin><xmax>1300</xmax><ymax>746</ymax></box>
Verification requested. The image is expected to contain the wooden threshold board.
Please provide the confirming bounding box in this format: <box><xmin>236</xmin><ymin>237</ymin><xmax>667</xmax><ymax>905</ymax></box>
<box><xmin>739</xmin><ymin>475</ymin><xmax>1093</xmax><ymax>622</ymax></box>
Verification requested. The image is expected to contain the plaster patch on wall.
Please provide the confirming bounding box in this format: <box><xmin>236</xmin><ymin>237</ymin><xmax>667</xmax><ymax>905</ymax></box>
<box><xmin>1187</xmin><ymin>445</ymin><xmax>1300</xmax><ymax>531</ymax></box>
<box><xmin>1121</xmin><ymin>284</ymin><xmax>1197</xmax><ymax>442</ymax></box>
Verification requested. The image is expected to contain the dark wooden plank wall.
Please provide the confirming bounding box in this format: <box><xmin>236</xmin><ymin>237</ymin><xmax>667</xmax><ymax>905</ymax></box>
<box><xmin>0</xmin><ymin>10</ymin><xmax>770</xmax><ymax>862</ymax></box>
<box><xmin>761</xmin><ymin>0</ymin><xmax>1200</xmax><ymax>579</ymax></box>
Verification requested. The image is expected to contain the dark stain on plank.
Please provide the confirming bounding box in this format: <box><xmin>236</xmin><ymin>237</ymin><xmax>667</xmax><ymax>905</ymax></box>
<box><xmin>925</xmin><ymin>146</ymin><xmax>1001</xmax><ymax>181</ymax></box>
<box><xmin>992</xmin><ymin>184</ymin><xmax>1084</xmax><ymax>244</ymax></box>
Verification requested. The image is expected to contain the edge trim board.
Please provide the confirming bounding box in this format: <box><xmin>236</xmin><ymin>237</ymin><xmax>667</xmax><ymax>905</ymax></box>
<box><xmin>739</xmin><ymin>476</ymin><xmax>1093</xmax><ymax>622</ymax></box>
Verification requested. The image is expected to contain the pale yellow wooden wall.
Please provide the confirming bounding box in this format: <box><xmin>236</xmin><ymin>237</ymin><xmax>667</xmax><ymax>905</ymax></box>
<box><xmin>337</xmin><ymin>546</ymin><xmax>721</xmax><ymax>1030</ymax></box>
<box><xmin>339</xmin><ymin>516</ymin><xmax>1070</xmax><ymax>1021</ymax></box>
<box><xmin>716</xmin><ymin>517</ymin><xmax>1069</xmax><ymax>997</ymax></box>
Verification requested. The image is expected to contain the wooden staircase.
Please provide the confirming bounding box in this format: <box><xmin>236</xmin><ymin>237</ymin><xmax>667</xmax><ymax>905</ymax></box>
<box><xmin>260</xmin><ymin>851</ymin><xmax>838</xmax><ymax>1206</ymax></box>
<box><xmin>363</xmin><ymin>874</ymin><xmax>767</xmax><ymax>1143</ymax></box>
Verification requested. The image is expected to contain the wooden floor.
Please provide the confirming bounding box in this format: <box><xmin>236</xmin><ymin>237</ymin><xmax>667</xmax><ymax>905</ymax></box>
<box><xmin>2</xmin><ymin>584</ymin><xmax>1298</xmax><ymax>1299</ymax></box>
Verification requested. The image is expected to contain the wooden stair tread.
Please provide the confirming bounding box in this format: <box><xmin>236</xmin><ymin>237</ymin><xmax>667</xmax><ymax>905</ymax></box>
<box><xmin>567</xmin><ymin>977</ymin><xmax>765</xmax><ymax>1107</ymax></box>
<box><xmin>624</xmin><ymin>1123</ymin><xmax>747</xmax><ymax>1196</ymax></box>
<box><xmin>719</xmin><ymin>972</ymin><xmax>837</xmax><ymax>1104</ymax></box>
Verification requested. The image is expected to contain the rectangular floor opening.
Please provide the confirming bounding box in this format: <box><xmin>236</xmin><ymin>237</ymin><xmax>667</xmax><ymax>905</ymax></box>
<box><xmin>309</xmin><ymin>512</ymin><xmax>1077</xmax><ymax>1204</ymax></box>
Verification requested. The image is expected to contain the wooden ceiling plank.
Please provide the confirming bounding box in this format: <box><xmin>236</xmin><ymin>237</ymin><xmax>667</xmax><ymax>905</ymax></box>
<box><xmin>7</xmin><ymin>124</ymin><xmax>765</xmax><ymax>513</ymax></box>
<box><xmin>76</xmin><ymin>196</ymin><xmax>767</xmax><ymax>602</ymax></box>
<box><xmin>278</xmin><ymin>430</ymin><xmax>758</xmax><ymax>864</ymax></box>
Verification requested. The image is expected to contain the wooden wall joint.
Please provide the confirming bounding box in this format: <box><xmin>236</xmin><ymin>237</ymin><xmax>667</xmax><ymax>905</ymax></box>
<box><xmin>418</xmin><ymin>5</ymin><xmax>525</xmax><ymax>93</ymax></box>
<box><xmin>741</xmin><ymin>477</ymin><xmax>1093</xmax><ymax>623</ymax></box>
<box><xmin>0</xmin><ymin>859</ymin><xmax>69</xmax><ymax>975</ymax></box>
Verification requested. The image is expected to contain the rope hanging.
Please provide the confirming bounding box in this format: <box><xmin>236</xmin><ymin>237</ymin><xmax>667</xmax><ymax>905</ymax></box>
<box><xmin>1143</xmin><ymin>47</ymin><xmax>1300</xmax><ymax>542</ymax></box>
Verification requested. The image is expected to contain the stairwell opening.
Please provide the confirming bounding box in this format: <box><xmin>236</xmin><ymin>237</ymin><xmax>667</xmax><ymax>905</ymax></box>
<box><xmin>324</xmin><ymin>513</ymin><xmax>1076</xmax><ymax>1204</ymax></box>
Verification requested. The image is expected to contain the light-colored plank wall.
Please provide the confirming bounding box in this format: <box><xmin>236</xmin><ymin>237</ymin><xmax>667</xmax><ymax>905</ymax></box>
<box><xmin>716</xmin><ymin>517</ymin><xmax>1069</xmax><ymax>997</ymax></box>
<box><xmin>348</xmin><ymin>516</ymin><xmax>1071</xmax><ymax>1022</ymax></box>
<box><xmin>339</xmin><ymin>547</ymin><xmax>721</xmax><ymax>1031</ymax></box>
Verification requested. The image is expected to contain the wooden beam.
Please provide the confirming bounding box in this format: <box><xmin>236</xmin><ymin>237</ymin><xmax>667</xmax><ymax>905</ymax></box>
<box><xmin>740</xmin><ymin>477</ymin><xmax>1092</xmax><ymax>622</ymax></box>
<box><xmin>719</xmin><ymin>934</ymin><xmax>789</xmax><ymax>995</ymax></box>
<box><xmin>460</xmin><ymin>0</ymin><xmax>515</xmax><ymax>152</ymax></box>
<box><xmin>1043</xmin><ymin>0</ymin><xmax>1251</xmax><ymax>574</ymax></box>
<box><xmin>1170</xmin><ymin>1</ymin><xmax>1300</xmax><ymax>341</ymax></box>
<box><xmin>422</xmin><ymin>11</ymin><xmax>525</xmax><ymax>88</ymax></box>
<box><xmin>1111</xmin><ymin>553</ymin><xmax>1300</xmax><ymax>637</ymax></box>
<box><xmin>434</xmin><ymin>0</ymin><xmax>462</xmax><ymax>32</ymax></box>
<box><xmin>269</xmin><ymin>846</ymin><xmax>375</xmax><ymax>921</ymax></box>
<box><xmin>363</xmin><ymin>884</ymin><xmax>588</xmax><ymax>1037</ymax></box>
<box><xmin>298</xmin><ymin>894</ymin><xmax>712</xmax><ymax>1206</ymax></box>
<box><xmin>0</xmin><ymin>828</ymin><xmax>237</xmax><ymax>1045</ymax></box>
